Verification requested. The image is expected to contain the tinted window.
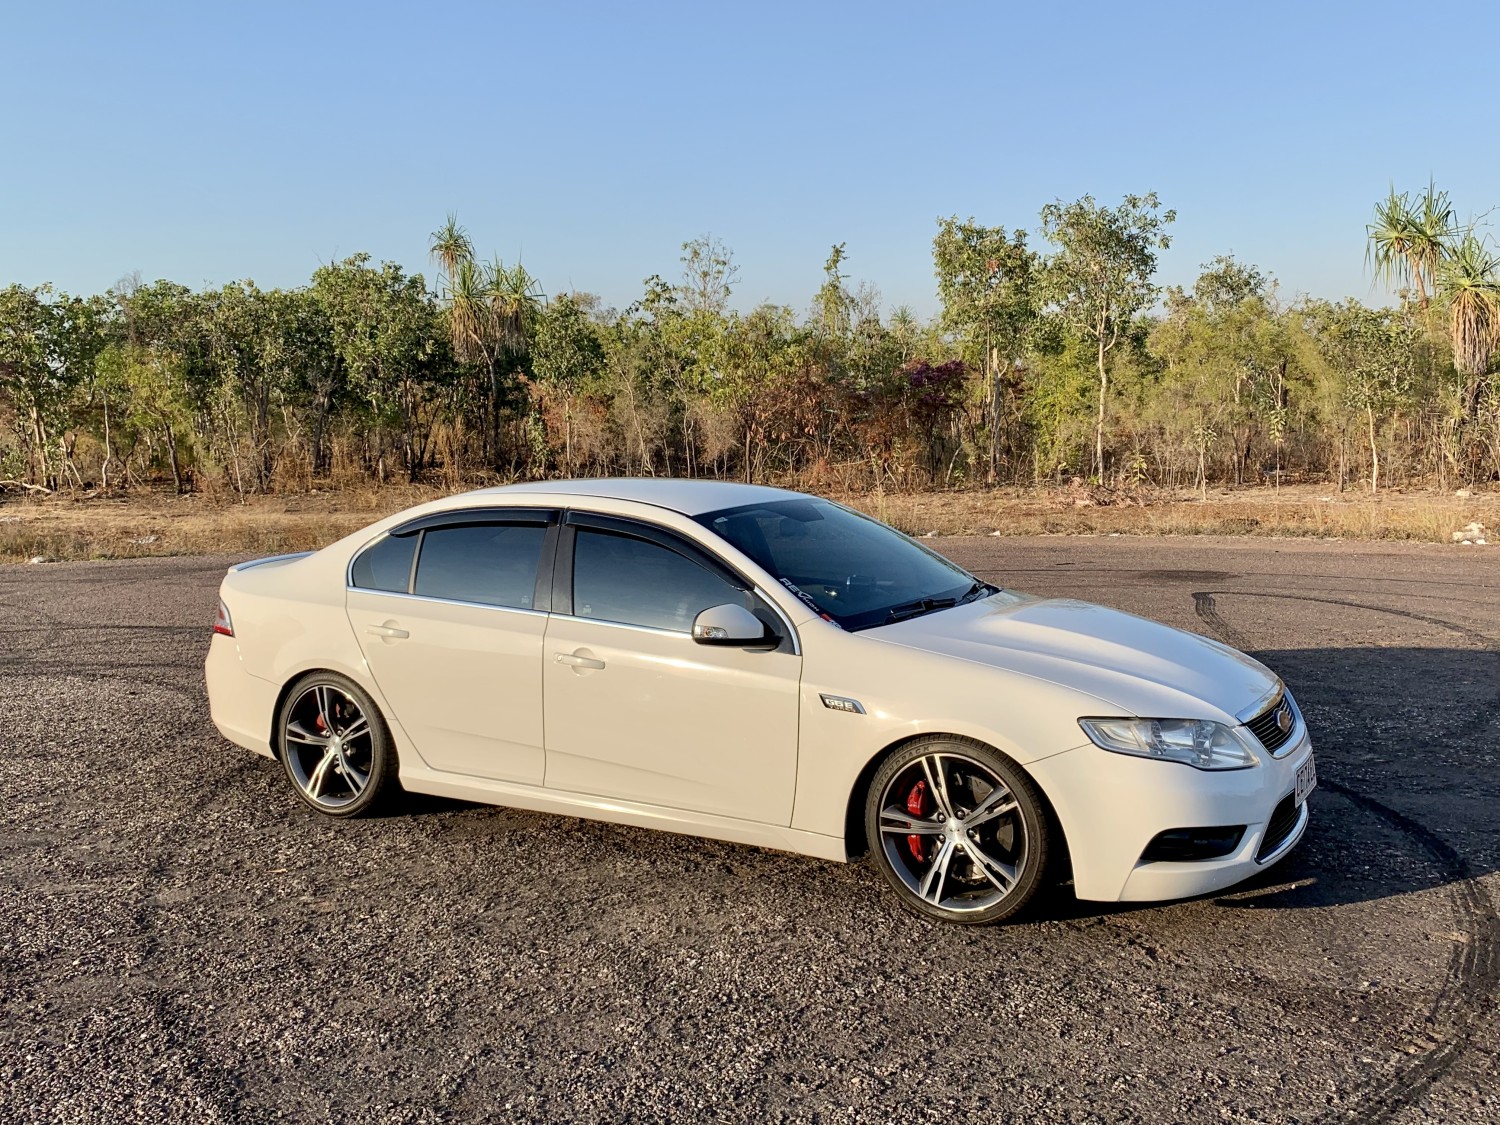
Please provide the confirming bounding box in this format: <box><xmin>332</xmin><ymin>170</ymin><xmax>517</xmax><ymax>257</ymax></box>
<box><xmin>697</xmin><ymin>498</ymin><xmax>979</xmax><ymax>631</ymax></box>
<box><xmin>350</xmin><ymin>534</ymin><xmax>416</xmax><ymax>593</ymax></box>
<box><xmin>572</xmin><ymin>529</ymin><xmax>742</xmax><ymax>632</ymax></box>
<box><xmin>412</xmin><ymin>523</ymin><xmax>546</xmax><ymax>609</ymax></box>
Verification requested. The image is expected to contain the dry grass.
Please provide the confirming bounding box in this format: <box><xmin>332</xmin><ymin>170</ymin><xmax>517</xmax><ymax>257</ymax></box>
<box><xmin>851</xmin><ymin>484</ymin><xmax>1500</xmax><ymax>542</ymax></box>
<box><xmin>1</xmin><ymin>483</ymin><xmax>1496</xmax><ymax>564</ymax></box>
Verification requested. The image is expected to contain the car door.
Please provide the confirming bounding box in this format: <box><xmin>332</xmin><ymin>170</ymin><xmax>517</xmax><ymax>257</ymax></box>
<box><xmin>345</xmin><ymin>507</ymin><xmax>558</xmax><ymax>785</ymax></box>
<box><xmin>542</xmin><ymin>513</ymin><xmax>802</xmax><ymax>825</ymax></box>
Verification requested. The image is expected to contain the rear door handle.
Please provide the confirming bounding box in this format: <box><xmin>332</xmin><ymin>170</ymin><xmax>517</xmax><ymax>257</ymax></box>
<box><xmin>366</xmin><ymin>624</ymin><xmax>409</xmax><ymax>639</ymax></box>
<box><xmin>555</xmin><ymin>652</ymin><xmax>606</xmax><ymax>669</ymax></box>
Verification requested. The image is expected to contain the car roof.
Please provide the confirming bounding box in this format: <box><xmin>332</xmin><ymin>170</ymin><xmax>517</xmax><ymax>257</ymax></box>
<box><xmin>468</xmin><ymin>478</ymin><xmax>807</xmax><ymax>517</ymax></box>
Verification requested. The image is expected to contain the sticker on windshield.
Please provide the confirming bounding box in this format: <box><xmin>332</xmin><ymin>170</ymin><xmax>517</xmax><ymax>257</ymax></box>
<box><xmin>780</xmin><ymin>578</ymin><xmax>836</xmax><ymax>623</ymax></box>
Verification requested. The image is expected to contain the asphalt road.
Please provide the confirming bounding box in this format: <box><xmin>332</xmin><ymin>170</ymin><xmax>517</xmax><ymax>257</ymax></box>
<box><xmin>2</xmin><ymin>536</ymin><xmax>1498</xmax><ymax>1124</ymax></box>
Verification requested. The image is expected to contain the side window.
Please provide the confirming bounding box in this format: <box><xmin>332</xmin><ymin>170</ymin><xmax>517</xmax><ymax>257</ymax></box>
<box><xmin>572</xmin><ymin>529</ymin><xmax>743</xmax><ymax>633</ymax></box>
<box><xmin>412</xmin><ymin>523</ymin><xmax>546</xmax><ymax>609</ymax></box>
<box><xmin>350</xmin><ymin>534</ymin><xmax>417</xmax><ymax>593</ymax></box>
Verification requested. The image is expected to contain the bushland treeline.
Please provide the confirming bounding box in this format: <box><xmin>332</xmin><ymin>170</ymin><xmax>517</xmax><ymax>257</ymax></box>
<box><xmin>3</xmin><ymin>186</ymin><xmax>1498</xmax><ymax>498</ymax></box>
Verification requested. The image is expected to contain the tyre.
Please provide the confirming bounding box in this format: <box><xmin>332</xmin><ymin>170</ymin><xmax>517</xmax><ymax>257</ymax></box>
<box><xmin>864</xmin><ymin>736</ymin><xmax>1050</xmax><ymax>925</ymax></box>
<box><xmin>276</xmin><ymin>672</ymin><xmax>398</xmax><ymax>817</ymax></box>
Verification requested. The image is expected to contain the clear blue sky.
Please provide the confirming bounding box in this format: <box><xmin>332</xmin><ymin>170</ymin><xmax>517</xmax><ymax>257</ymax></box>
<box><xmin>3</xmin><ymin>1</ymin><xmax>1496</xmax><ymax>317</ymax></box>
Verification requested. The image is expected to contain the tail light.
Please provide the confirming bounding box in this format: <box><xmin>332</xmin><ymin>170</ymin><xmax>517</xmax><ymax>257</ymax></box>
<box><xmin>213</xmin><ymin>599</ymin><xmax>234</xmax><ymax>637</ymax></box>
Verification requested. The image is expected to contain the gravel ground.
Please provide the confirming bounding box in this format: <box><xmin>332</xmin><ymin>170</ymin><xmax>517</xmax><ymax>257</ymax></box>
<box><xmin>1</xmin><ymin>536</ymin><xmax>1497</xmax><ymax>1124</ymax></box>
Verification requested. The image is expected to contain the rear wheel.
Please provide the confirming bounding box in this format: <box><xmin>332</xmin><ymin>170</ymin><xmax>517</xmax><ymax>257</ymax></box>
<box><xmin>276</xmin><ymin>672</ymin><xmax>397</xmax><ymax>817</ymax></box>
<box><xmin>865</xmin><ymin>737</ymin><xmax>1049</xmax><ymax>925</ymax></box>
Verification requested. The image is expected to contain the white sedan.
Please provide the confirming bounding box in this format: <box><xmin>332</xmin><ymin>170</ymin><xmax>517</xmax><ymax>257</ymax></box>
<box><xmin>206</xmin><ymin>479</ymin><xmax>1316</xmax><ymax>924</ymax></box>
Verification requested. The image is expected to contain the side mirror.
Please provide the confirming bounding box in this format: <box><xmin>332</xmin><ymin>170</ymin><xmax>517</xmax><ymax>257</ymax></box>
<box><xmin>691</xmin><ymin>603</ymin><xmax>771</xmax><ymax>647</ymax></box>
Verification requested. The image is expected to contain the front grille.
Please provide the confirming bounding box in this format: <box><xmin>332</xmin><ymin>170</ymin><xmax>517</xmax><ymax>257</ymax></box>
<box><xmin>1257</xmin><ymin>794</ymin><xmax>1300</xmax><ymax>860</ymax></box>
<box><xmin>1245</xmin><ymin>692</ymin><xmax>1296</xmax><ymax>754</ymax></box>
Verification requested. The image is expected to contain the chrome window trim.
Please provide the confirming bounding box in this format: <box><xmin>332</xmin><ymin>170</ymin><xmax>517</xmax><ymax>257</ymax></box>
<box><xmin>346</xmin><ymin>513</ymin><xmax>802</xmax><ymax>654</ymax></box>
<box><xmin>548</xmin><ymin>612</ymin><xmax>688</xmax><ymax>639</ymax></box>
<box><xmin>344</xmin><ymin>585</ymin><xmax>548</xmax><ymax>618</ymax></box>
<box><xmin>549</xmin><ymin>608</ymin><xmax>798</xmax><ymax>653</ymax></box>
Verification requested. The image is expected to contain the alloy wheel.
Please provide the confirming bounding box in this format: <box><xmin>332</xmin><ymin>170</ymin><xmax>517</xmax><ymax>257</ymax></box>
<box><xmin>282</xmin><ymin>683</ymin><xmax>375</xmax><ymax>810</ymax></box>
<box><xmin>876</xmin><ymin>751</ymin><xmax>1031</xmax><ymax>915</ymax></box>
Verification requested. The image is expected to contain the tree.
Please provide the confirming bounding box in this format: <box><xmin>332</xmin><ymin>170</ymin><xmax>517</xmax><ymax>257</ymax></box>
<box><xmin>1367</xmin><ymin>182</ymin><xmax>1455</xmax><ymax>313</ymax></box>
<box><xmin>1303</xmin><ymin>302</ymin><xmax>1420</xmax><ymax>492</ymax></box>
<box><xmin>207</xmin><ymin>281</ymin><xmax>280</xmax><ymax>491</ymax></box>
<box><xmin>933</xmin><ymin>218</ymin><xmax>1037</xmax><ymax>482</ymax></box>
<box><xmin>95</xmin><ymin>341</ymin><xmax>195</xmax><ymax>492</ymax></box>
<box><xmin>1039</xmin><ymin>193</ymin><xmax>1175</xmax><ymax>480</ymax></box>
<box><xmin>429</xmin><ymin>214</ymin><xmax>475</xmax><ymax>295</ymax></box>
<box><xmin>1436</xmin><ymin>232</ymin><xmax>1500</xmax><ymax>409</ymax></box>
<box><xmin>679</xmin><ymin>235</ymin><xmax>739</xmax><ymax>317</ymax></box>
<box><xmin>0</xmin><ymin>285</ymin><xmax>111</xmax><ymax>489</ymax></box>
<box><xmin>813</xmin><ymin>243</ymin><xmax>854</xmax><ymax>341</ymax></box>
<box><xmin>532</xmin><ymin>294</ymin><xmax>607</xmax><ymax>472</ymax></box>
<box><xmin>1149</xmin><ymin>257</ymin><xmax>1292</xmax><ymax>488</ymax></box>
<box><xmin>264</xmin><ymin>288</ymin><xmax>341</xmax><ymax>477</ymax></box>
<box><xmin>311</xmin><ymin>255</ymin><xmax>448</xmax><ymax>480</ymax></box>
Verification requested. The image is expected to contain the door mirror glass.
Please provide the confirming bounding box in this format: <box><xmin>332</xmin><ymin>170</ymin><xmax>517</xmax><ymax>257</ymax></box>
<box><xmin>691</xmin><ymin>603</ymin><xmax>770</xmax><ymax>646</ymax></box>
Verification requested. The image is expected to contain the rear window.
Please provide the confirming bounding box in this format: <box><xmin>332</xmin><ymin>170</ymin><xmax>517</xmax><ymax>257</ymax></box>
<box><xmin>350</xmin><ymin>534</ymin><xmax>417</xmax><ymax>593</ymax></box>
<box><xmin>412</xmin><ymin>523</ymin><xmax>546</xmax><ymax>609</ymax></box>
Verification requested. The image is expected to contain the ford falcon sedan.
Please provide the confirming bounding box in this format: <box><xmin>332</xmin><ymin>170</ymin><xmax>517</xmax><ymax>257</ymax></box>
<box><xmin>206</xmin><ymin>479</ymin><xmax>1316</xmax><ymax>924</ymax></box>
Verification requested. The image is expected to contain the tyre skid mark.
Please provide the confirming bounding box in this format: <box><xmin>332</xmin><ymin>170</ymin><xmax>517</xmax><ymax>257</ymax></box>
<box><xmin>1193</xmin><ymin>588</ymin><xmax>1500</xmax><ymax>1124</ymax></box>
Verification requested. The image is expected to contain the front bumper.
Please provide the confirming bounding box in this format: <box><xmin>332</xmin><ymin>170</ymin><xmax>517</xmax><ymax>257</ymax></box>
<box><xmin>1028</xmin><ymin>728</ymin><xmax>1315</xmax><ymax>902</ymax></box>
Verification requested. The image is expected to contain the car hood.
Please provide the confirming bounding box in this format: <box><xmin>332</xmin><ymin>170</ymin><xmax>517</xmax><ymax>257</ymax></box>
<box><xmin>870</xmin><ymin>591</ymin><xmax>1278</xmax><ymax>725</ymax></box>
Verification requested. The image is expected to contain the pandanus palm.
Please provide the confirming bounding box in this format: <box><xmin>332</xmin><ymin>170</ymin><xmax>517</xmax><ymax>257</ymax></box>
<box><xmin>1367</xmin><ymin>182</ymin><xmax>1455</xmax><ymax>312</ymax></box>
<box><xmin>1437</xmin><ymin>233</ymin><xmax>1500</xmax><ymax>398</ymax></box>
<box><xmin>428</xmin><ymin>214</ymin><xmax>474</xmax><ymax>298</ymax></box>
<box><xmin>430</xmin><ymin>215</ymin><xmax>485</xmax><ymax>374</ymax></box>
<box><xmin>485</xmin><ymin>259</ymin><xmax>545</xmax><ymax>360</ymax></box>
<box><xmin>448</xmin><ymin>258</ymin><xmax>491</xmax><ymax>366</ymax></box>
<box><xmin>475</xmin><ymin>259</ymin><xmax>544</xmax><ymax>463</ymax></box>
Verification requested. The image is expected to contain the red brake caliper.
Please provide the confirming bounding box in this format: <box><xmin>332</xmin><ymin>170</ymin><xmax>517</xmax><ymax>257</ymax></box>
<box><xmin>906</xmin><ymin>779</ymin><xmax>930</xmax><ymax>862</ymax></box>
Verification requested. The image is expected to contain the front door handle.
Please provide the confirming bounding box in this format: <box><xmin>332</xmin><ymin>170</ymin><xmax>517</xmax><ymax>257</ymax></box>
<box><xmin>366</xmin><ymin>624</ymin><xmax>409</xmax><ymax>639</ymax></box>
<box><xmin>555</xmin><ymin>652</ymin><xmax>606</xmax><ymax>670</ymax></box>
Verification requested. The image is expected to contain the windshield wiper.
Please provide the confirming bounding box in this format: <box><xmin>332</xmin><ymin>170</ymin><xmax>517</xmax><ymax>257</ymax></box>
<box><xmin>884</xmin><ymin>581</ymin><xmax>995</xmax><ymax>625</ymax></box>
<box><xmin>958</xmin><ymin>580</ymin><xmax>996</xmax><ymax>603</ymax></box>
<box><xmin>883</xmin><ymin>596</ymin><xmax>959</xmax><ymax>625</ymax></box>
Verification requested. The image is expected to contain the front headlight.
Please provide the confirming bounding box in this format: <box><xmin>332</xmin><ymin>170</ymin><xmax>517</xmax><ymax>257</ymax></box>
<box><xmin>1078</xmin><ymin>717</ymin><xmax>1260</xmax><ymax>770</ymax></box>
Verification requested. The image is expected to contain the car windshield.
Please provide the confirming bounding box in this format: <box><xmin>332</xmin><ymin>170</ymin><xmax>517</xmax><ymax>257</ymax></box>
<box><xmin>696</xmin><ymin>498</ymin><xmax>992</xmax><ymax>631</ymax></box>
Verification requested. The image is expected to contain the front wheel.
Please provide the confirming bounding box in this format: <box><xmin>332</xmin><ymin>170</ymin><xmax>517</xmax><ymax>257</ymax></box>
<box><xmin>276</xmin><ymin>672</ymin><xmax>398</xmax><ymax>817</ymax></box>
<box><xmin>865</xmin><ymin>737</ymin><xmax>1050</xmax><ymax>925</ymax></box>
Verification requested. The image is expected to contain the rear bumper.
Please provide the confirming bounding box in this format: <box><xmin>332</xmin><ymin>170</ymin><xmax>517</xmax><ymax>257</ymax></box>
<box><xmin>205</xmin><ymin>634</ymin><xmax>278</xmax><ymax>759</ymax></box>
<box><xmin>1029</xmin><ymin>731</ymin><xmax>1315</xmax><ymax>902</ymax></box>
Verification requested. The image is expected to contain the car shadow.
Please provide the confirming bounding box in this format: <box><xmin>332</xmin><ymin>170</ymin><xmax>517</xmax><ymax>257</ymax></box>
<box><xmin>1030</xmin><ymin>643</ymin><xmax>1500</xmax><ymax>922</ymax></box>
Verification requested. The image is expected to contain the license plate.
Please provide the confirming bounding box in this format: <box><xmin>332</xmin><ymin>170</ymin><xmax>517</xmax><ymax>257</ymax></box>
<box><xmin>1294</xmin><ymin>754</ymin><xmax>1318</xmax><ymax>806</ymax></box>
